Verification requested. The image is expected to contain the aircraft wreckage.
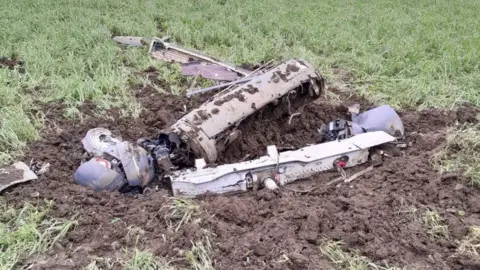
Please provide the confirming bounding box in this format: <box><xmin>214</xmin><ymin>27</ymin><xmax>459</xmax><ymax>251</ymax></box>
<box><xmin>73</xmin><ymin>58</ymin><xmax>405</xmax><ymax>197</ymax></box>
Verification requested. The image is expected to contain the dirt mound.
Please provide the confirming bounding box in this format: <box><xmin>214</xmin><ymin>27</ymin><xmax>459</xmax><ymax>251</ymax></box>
<box><xmin>2</xmin><ymin>80</ymin><xmax>480</xmax><ymax>269</ymax></box>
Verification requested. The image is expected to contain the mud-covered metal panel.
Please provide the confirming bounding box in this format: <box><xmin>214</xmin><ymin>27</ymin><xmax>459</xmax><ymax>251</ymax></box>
<box><xmin>170</xmin><ymin>59</ymin><xmax>325</xmax><ymax>163</ymax></box>
<box><xmin>168</xmin><ymin>131</ymin><xmax>395</xmax><ymax>197</ymax></box>
<box><xmin>175</xmin><ymin>59</ymin><xmax>324</xmax><ymax>138</ymax></box>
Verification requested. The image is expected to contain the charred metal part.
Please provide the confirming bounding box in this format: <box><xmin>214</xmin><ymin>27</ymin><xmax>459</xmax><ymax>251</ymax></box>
<box><xmin>149</xmin><ymin>38</ymin><xmax>250</xmax><ymax>76</ymax></box>
<box><xmin>168</xmin><ymin>131</ymin><xmax>395</xmax><ymax>197</ymax></box>
<box><xmin>170</xmin><ymin>58</ymin><xmax>325</xmax><ymax>163</ymax></box>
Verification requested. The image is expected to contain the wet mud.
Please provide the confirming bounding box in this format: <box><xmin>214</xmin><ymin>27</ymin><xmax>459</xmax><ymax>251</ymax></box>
<box><xmin>2</xmin><ymin>68</ymin><xmax>480</xmax><ymax>269</ymax></box>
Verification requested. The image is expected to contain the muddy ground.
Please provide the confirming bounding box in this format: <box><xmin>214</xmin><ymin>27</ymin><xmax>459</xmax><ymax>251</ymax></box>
<box><xmin>3</xmin><ymin>67</ymin><xmax>480</xmax><ymax>269</ymax></box>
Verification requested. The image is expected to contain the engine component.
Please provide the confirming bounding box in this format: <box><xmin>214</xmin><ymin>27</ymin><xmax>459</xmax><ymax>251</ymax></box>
<box><xmin>318</xmin><ymin>120</ymin><xmax>354</xmax><ymax>142</ymax></box>
<box><xmin>167</xmin><ymin>131</ymin><xmax>395</xmax><ymax>197</ymax></box>
<box><xmin>74</xmin><ymin>129</ymin><xmax>156</xmax><ymax>192</ymax></box>
<box><xmin>169</xmin><ymin>58</ymin><xmax>325</xmax><ymax>164</ymax></box>
<box><xmin>74</xmin><ymin>158</ymin><xmax>126</xmax><ymax>192</ymax></box>
<box><xmin>318</xmin><ymin>105</ymin><xmax>404</xmax><ymax>142</ymax></box>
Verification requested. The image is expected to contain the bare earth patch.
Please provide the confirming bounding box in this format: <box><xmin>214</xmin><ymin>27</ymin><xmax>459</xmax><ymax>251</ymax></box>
<box><xmin>2</xmin><ymin>77</ymin><xmax>480</xmax><ymax>269</ymax></box>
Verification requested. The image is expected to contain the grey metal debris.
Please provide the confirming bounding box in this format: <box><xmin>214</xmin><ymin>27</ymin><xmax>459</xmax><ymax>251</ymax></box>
<box><xmin>181</xmin><ymin>62</ymin><xmax>241</xmax><ymax>82</ymax></box>
<box><xmin>0</xmin><ymin>162</ymin><xmax>38</xmax><ymax>193</ymax></box>
<box><xmin>149</xmin><ymin>38</ymin><xmax>250</xmax><ymax>76</ymax></box>
<box><xmin>112</xmin><ymin>36</ymin><xmax>146</xmax><ymax>47</ymax></box>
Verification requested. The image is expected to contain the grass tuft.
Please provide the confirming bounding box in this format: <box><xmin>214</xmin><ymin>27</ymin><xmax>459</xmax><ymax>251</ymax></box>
<box><xmin>125</xmin><ymin>248</ymin><xmax>174</xmax><ymax>270</ymax></box>
<box><xmin>85</xmin><ymin>257</ymin><xmax>123</xmax><ymax>270</ymax></box>
<box><xmin>421</xmin><ymin>211</ymin><xmax>449</xmax><ymax>239</ymax></box>
<box><xmin>185</xmin><ymin>236</ymin><xmax>214</xmax><ymax>270</ymax></box>
<box><xmin>456</xmin><ymin>226</ymin><xmax>480</xmax><ymax>259</ymax></box>
<box><xmin>0</xmin><ymin>199</ymin><xmax>78</xmax><ymax>269</ymax></box>
<box><xmin>86</xmin><ymin>248</ymin><xmax>175</xmax><ymax>270</ymax></box>
<box><xmin>319</xmin><ymin>240</ymin><xmax>408</xmax><ymax>270</ymax></box>
<box><xmin>432</xmin><ymin>124</ymin><xmax>480</xmax><ymax>186</ymax></box>
<box><xmin>320</xmin><ymin>240</ymin><xmax>370</xmax><ymax>270</ymax></box>
<box><xmin>163</xmin><ymin>198</ymin><xmax>201</xmax><ymax>232</ymax></box>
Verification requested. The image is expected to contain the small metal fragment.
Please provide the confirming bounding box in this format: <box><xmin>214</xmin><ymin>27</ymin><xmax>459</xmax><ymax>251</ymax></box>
<box><xmin>112</xmin><ymin>36</ymin><xmax>146</xmax><ymax>47</ymax></box>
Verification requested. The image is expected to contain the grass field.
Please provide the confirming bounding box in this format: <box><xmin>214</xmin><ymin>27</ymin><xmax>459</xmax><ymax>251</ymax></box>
<box><xmin>1</xmin><ymin>0</ymin><xmax>480</xmax><ymax>164</ymax></box>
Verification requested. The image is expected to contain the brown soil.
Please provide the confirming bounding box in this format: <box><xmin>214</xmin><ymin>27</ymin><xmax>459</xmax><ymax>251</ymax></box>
<box><xmin>0</xmin><ymin>57</ymin><xmax>25</xmax><ymax>73</ymax></box>
<box><xmin>2</xmin><ymin>69</ymin><xmax>480</xmax><ymax>269</ymax></box>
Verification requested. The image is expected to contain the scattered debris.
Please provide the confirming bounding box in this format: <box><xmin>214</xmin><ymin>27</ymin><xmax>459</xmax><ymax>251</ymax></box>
<box><xmin>0</xmin><ymin>162</ymin><xmax>38</xmax><ymax>193</ymax></box>
<box><xmin>148</xmin><ymin>37</ymin><xmax>250</xmax><ymax>76</ymax></box>
<box><xmin>80</xmin><ymin>43</ymin><xmax>406</xmax><ymax>197</ymax></box>
<box><xmin>112</xmin><ymin>36</ymin><xmax>147</xmax><ymax>47</ymax></box>
<box><xmin>288</xmin><ymin>112</ymin><xmax>301</xmax><ymax>125</ymax></box>
<box><xmin>181</xmin><ymin>62</ymin><xmax>241</xmax><ymax>82</ymax></box>
<box><xmin>30</xmin><ymin>161</ymin><xmax>51</xmax><ymax>175</ymax></box>
<box><xmin>344</xmin><ymin>165</ymin><xmax>373</xmax><ymax>183</ymax></box>
<box><xmin>74</xmin><ymin>128</ymin><xmax>155</xmax><ymax>192</ymax></box>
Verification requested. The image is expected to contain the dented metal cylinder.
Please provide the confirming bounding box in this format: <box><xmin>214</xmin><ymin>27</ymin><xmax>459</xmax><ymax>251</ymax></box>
<box><xmin>170</xmin><ymin>59</ymin><xmax>325</xmax><ymax>163</ymax></box>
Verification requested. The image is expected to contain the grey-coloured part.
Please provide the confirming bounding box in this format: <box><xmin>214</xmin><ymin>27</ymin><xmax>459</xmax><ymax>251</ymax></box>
<box><xmin>112</xmin><ymin>36</ymin><xmax>146</xmax><ymax>47</ymax></box>
<box><xmin>0</xmin><ymin>162</ymin><xmax>38</xmax><ymax>193</ymax></box>
<box><xmin>82</xmin><ymin>128</ymin><xmax>121</xmax><ymax>156</ymax></box>
<box><xmin>182</xmin><ymin>62</ymin><xmax>242</xmax><ymax>81</ymax></box>
<box><xmin>149</xmin><ymin>38</ymin><xmax>250</xmax><ymax>76</ymax></box>
<box><xmin>73</xmin><ymin>159</ymin><xmax>126</xmax><ymax>192</ymax></box>
<box><xmin>114</xmin><ymin>142</ymin><xmax>155</xmax><ymax>187</ymax></box>
<box><xmin>352</xmin><ymin>105</ymin><xmax>405</xmax><ymax>138</ymax></box>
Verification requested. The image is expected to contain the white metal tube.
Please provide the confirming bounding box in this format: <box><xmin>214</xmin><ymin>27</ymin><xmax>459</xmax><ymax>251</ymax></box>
<box><xmin>262</xmin><ymin>177</ymin><xmax>279</xmax><ymax>190</ymax></box>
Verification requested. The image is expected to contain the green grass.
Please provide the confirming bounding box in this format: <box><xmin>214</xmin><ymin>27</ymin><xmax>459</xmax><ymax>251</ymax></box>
<box><xmin>0</xmin><ymin>199</ymin><xmax>78</xmax><ymax>269</ymax></box>
<box><xmin>432</xmin><ymin>124</ymin><xmax>480</xmax><ymax>186</ymax></box>
<box><xmin>162</xmin><ymin>198</ymin><xmax>201</xmax><ymax>232</ymax></box>
<box><xmin>1</xmin><ymin>0</ymin><xmax>480</xmax><ymax>163</ymax></box>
